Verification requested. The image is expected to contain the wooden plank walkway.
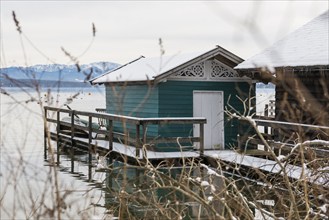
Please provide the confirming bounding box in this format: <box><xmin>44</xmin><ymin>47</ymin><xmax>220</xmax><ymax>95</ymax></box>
<box><xmin>50</xmin><ymin>132</ymin><xmax>327</xmax><ymax>188</ymax></box>
<box><xmin>204</xmin><ymin>150</ymin><xmax>328</xmax><ymax>187</ymax></box>
<box><xmin>51</xmin><ymin>132</ymin><xmax>200</xmax><ymax>160</ymax></box>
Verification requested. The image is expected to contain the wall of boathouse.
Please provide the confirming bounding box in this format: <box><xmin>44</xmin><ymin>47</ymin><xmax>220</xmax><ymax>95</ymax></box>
<box><xmin>105</xmin><ymin>80</ymin><xmax>255</xmax><ymax>151</ymax></box>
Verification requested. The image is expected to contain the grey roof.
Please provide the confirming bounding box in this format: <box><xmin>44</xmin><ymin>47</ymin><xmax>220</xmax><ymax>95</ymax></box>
<box><xmin>235</xmin><ymin>10</ymin><xmax>329</xmax><ymax>70</ymax></box>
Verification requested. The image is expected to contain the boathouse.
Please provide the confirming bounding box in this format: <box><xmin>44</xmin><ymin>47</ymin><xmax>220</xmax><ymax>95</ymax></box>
<box><xmin>91</xmin><ymin>46</ymin><xmax>255</xmax><ymax>151</ymax></box>
<box><xmin>235</xmin><ymin>10</ymin><xmax>329</xmax><ymax>140</ymax></box>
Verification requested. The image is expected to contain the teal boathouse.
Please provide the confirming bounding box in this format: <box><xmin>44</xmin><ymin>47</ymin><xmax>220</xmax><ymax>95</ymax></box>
<box><xmin>91</xmin><ymin>46</ymin><xmax>255</xmax><ymax>151</ymax></box>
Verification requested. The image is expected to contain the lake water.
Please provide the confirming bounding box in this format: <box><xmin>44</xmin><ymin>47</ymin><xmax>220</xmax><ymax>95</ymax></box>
<box><xmin>0</xmin><ymin>87</ymin><xmax>110</xmax><ymax>219</ymax></box>
<box><xmin>0</xmin><ymin>86</ymin><xmax>275</xmax><ymax>219</ymax></box>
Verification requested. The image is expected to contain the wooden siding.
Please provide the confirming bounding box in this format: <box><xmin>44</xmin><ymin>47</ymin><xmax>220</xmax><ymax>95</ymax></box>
<box><xmin>105</xmin><ymin>84</ymin><xmax>159</xmax><ymax>137</ymax></box>
<box><xmin>158</xmin><ymin>80</ymin><xmax>255</xmax><ymax>149</ymax></box>
<box><xmin>275</xmin><ymin>69</ymin><xmax>329</xmax><ymax>126</ymax></box>
<box><xmin>275</xmin><ymin>68</ymin><xmax>329</xmax><ymax>140</ymax></box>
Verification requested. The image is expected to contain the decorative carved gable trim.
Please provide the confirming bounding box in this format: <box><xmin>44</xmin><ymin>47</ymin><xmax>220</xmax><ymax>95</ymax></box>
<box><xmin>169</xmin><ymin>60</ymin><xmax>242</xmax><ymax>81</ymax></box>
<box><xmin>172</xmin><ymin>61</ymin><xmax>205</xmax><ymax>78</ymax></box>
<box><xmin>210</xmin><ymin>60</ymin><xmax>239</xmax><ymax>78</ymax></box>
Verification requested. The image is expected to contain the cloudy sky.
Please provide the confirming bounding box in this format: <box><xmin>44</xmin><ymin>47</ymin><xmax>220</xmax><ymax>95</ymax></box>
<box><xmin>1</xmin><ymin>1</ymin><xmax>328</xmax><ymax>67</ymax></box>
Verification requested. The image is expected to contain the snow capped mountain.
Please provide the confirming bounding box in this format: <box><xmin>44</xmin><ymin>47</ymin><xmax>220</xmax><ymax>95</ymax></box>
<box><xmin>0</xmin><ymin>61</ymin><xmax>120</xmax><ymax>82</ymax></box>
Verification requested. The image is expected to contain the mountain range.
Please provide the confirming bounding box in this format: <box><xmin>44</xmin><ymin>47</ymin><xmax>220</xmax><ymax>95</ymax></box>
<box><xmin>1</xmin><ymin>62</ymin><xmax>276</xmax><ymax>89</ymax></box>
<box><xmin>0</xmin><ymin>61</ymin><xmax>120</xmax><ymax>87</ymax></box>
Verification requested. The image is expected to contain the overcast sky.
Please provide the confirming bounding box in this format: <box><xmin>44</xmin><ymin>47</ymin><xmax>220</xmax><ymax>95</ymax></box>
<box><xmin>1</xmin><ymin>1</ymin><xmax>328</xmax><ymax>67</ymax></box>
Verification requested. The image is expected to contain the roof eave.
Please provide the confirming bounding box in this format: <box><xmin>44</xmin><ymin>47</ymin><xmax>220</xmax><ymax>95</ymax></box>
<box><xmin>236</xmin><ymin>64</ymin><xmax>329</xmax><ymax>72</ymax></box>
<box><xmin>237</xmin><ymin>64</ymin><xmax>329</xmax><ymax>84</ymax></box>
<box><xmin>89</xmin><ymin>56</ymin><xmax>145</xmax><ymax>84</ymax></box>
<box><xmin>102</xmin><ymin>79</ymin><xmax>156</xmax><ymax>86</ymax></box>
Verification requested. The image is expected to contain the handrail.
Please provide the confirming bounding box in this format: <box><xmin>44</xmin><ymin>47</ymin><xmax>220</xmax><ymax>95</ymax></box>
<box><xmin>45</xmin><ymin>106</ymin><xmax>207</xmax><ymax>125</ymax></box>
<box><xmin>44</xmin><ymin>106</ymin><xmax>207</xmax><ymax>157</ymax></box>
<box><xmin>238</xmin><ymin>116</ymin><xmax>329</xmax><ymax>157</ymax></box>
<box><xmin>95</xmin><ymin>108</ymin><xmax>106</xmax><ymax>112</ymax></box>
<box><xmin>45</xmin><ymin>106</ymin><xmax>142</xmax><ymax>124</ymax></box>
<box><xmin>95</xmin><ymin>108</ymin><xmax>107</xmax><ymax>127</ymax></box>
<box><xmin>254</xmin><ymin>118</ymin><xmax>329</xmax><ymax>130</ymax></box>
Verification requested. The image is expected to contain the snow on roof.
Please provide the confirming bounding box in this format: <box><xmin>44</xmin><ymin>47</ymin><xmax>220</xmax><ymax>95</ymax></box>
<box><xmin>91</xmin><ymin>49</ymin><xmax>211</xmax><ymax>83</ymax></box>
<box><xmin>91</xmin><ymin>45</ymin><xmax>244</xmax><ymax>84</ymax></box>
<box><xmin>235</xmin><ymin>10</ymin><xmax>329</xmax><ymax>70</ymax></box>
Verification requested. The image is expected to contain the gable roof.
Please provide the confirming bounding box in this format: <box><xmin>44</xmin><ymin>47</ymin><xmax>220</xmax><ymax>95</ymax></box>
<box><xmin>235</xmin><ymin>10</ymin><xmax>329</xmax><ymax>70</ymax></box>
<box><xmin>91</xmin><ymin>45</ymin><xmax>243</xmax><ymax>84</ymax></box>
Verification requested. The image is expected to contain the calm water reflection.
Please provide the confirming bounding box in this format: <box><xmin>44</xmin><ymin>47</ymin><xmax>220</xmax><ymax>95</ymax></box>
<box><xmin>1</xmin><ymin>87</ymin><xmax>110</xmax><ymax>219</ymax></box>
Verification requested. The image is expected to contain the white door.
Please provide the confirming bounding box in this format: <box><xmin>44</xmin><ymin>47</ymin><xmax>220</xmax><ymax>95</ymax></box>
<box><xmin>193</xmin><ymin>91</ymin><xmax>224</xmax><ymax>150</ymax></box>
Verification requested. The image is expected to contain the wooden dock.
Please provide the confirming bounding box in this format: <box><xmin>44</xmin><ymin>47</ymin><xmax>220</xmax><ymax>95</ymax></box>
<box><xmin>44</xmin><ymin>106</ymin><xmax>329</xmax><ymax>188</ymax></box>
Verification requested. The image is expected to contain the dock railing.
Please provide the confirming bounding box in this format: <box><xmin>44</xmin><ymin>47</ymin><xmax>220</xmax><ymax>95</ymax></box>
<box><xmin>264</xmin><ymin>100</ymin><xmax>275</xmax><ymax>118</ymax></box>
<box><xmin>238</xmin><ymin>116</ymin><xmax>329</xmax><ymax>157</ymax></box>
<box><xmin>44</xmin><ymin>106</ymin><xmax>206</xmax><ymax>160</ymax></box>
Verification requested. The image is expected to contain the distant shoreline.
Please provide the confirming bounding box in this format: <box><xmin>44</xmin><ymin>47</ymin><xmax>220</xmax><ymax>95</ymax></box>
<box><xmin>0</xmin><ymin>78</ymin><xmax>102</xmax><ymax>88</ymax></box>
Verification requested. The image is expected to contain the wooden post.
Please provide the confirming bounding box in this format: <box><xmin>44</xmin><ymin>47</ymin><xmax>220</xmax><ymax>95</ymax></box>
<box><xmin>71</xmin><ymin>110</ymin><xmax>75</xmax><ymax>173</ymax></box>
<box><xmin>269</xmin><ymin>100</ymin><xmax>275</xmax><ymax>117</ymax></box>
<box><xmin>56</xmin><ymin>111</ymin><xmax>60</xmax><ymax>165</ymax></box>
<box><xmin>136</xmin><ymin>124</ymin><xmax>140</xmax><ymax>158</ymax></box>
<box><xmin>88</xmin><ymin>116</ymin><xmax>92</xmax><ymax>181</ymax></box>
<box><xmin>264</xmin><ymin>104</ymin><xmax>269</xmax><ymax>134</ymax></box>
<box><xmin>44</xmin><ymin>108</ymin><xmax>47</xmax><ymax>160</ymax></box>
<box><xmin>237</xmin><ymin>134</ymin><xmax>241</xmax><ymax>150</ymax></box>
<box><xmin>108</xmin><ymin>120</ymin><xmax>113</xmax><ymax>151</ymax></box>
<box><xmin>237</xmin><ymin>119</ymin><xmax>242</xmax><ymax>151</ymax></box>
<box><xmin>199</xmin><ymin>123</ymin><xmax>204</xmax><ymax>156</ymax></box>
<box><xmin>107</xmin><ymin>120</ymin><xmax>114</xmax><ymax>170</ymax></box>
<box><xmin>263</xmin><ymin>105</ymin><xmax>270</xmax><ymax>151</ymax></box>
<box><xmin>106</xmin><ymin>161</ymin><xmax>113</xmax><ymax>190</ymax></box>
<box><xmin>142</xmin><ymin>123</ymin><xmax>147</xmax><ymax>160</ymax></box>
